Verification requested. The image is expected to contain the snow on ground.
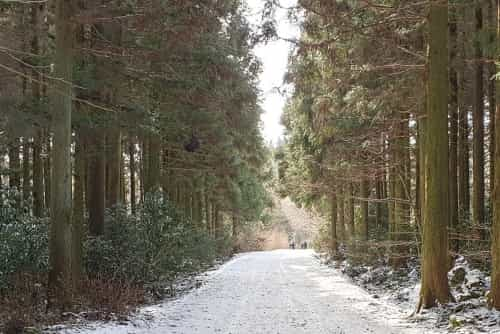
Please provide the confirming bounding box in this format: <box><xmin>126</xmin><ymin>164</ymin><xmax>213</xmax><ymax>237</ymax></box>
<box><xmin>336</xmin><ymin>255</ymin><xmax>500</xmax><ymax>333</ymax></box>
<box><xmin>55</xmin><ymin>250</ymin><xmax>442</xmax><ymax>334</ymax></box>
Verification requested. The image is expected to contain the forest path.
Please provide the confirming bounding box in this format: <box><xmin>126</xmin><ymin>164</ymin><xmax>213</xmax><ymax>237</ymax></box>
<box><xmin>67</xmin><ymin>250</ymin><xmax>438</xmax><ymax>334</ymax></box>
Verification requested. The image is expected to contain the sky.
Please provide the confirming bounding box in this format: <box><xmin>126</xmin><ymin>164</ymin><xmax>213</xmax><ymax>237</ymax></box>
<box><xmin>246</xmin><ymin>0</ymin><xmax>299</xmax><ymax>145</ymax></box>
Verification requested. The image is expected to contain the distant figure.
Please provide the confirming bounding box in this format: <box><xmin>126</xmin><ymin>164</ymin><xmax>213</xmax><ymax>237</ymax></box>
<box><xmin>301</xmin><ymin>241</ymin><xmax>308</xmax><ymax>249</ymax></box>
<box><xmin>290</xmin><ymin>242</ymin><xmax>295</xmax><ymax>249</ymax></box>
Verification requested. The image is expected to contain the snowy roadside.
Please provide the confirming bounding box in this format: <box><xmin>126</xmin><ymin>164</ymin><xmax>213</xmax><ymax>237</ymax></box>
<box><xmin>319</xmin><ymin>253</ymin><xmax>500</xmax><ymax>333</ymax></box>
<box><xmin>44</xmin><ymin>255</ymin><xmax>240</xmax><ymax>334</ymax></box>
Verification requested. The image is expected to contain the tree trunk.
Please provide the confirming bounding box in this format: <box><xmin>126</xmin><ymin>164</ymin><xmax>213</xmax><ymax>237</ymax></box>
<box><xmin>48</xmin><ymin>0</ymin><xmax>76</xmax><ymax>306</ymax></box>
<box><xmin>214</xmin><ymin>203</ymin><xmax>222</xmax><ymax>239</ymax></box>
<box><xmin>472</xmin><ymin>0</ymin><xmax>485</xmax><ymax>231</ymax></box>
<box><xmin>106</xmin><ymin>130</ymin><xmax>122</xmax><ymax>207</ymax></box>
<box><xmin>44</xmin><ymin>133</ymin><xmax>51</xmax><ymax>213</ymax></box>
<box><xmin>87</xmin><ymin>131</ymin><xmax>106</xmax><ymax>236</ymax></box>
<box><xmin>360</xmin><ymin>180</ymin><xmax>369</xmax><ymax>242</ymax></box>
<box><xmin>330</xmin><ymin>192</ymin><xmax>338</xmax><ymax>255</ymax></box>
<box><xmin>375</xmin><ymin>178</ymin><xmax>383</xmax><ymax>229</ymax></box>
<box><xmin>338</xmin><ymin>184</ymin><xmax>345</xmax><ymax>243</ymax></box>
<box><xmin>489</xmin><ymin>0</ymin><xmax>500</xmax><ymax>310</ymax></box>
<box><xmin>449</xmin><ymin>5</ymin><xmax>459</xmax><ymax>245</ymax></box>
<box><xmin>232</xmin><ymin>212</ymin><xmax>239</xmax><ymax>251</ymax></box>
<box><xmin>33</xmin><ymin>132</ymin><xmax>44</xmax><ymax>216</ymax></box>
<box><xmin>489</xmin><ymin>0</ymin><xmax>497</xmax><ymax>199</ymax></box>
<box><xmin>8</xmin><ymin>140</ymin><xmax>21</xmax><ymax>190</ymax></box>
<box><xmin>347</xmin><ymin>182</ymin><xmax>355</xmax><ymax>240</ymax></box>
<box><xmin>205</xmin><ymin>191</ymin><xmax>212</xmax><ymax>234</ymax></box>
<box><xmin>419</xmin><ymin>0</ymin><xmax>451</xmax><ymax>309</ymax></box>
<box><xmin>457</xmin><ymin>1</ymin><xmax>471</xmax><ymax>224</ymax></box>
<box><xmin>145</xmin><ymin>136</ymin><xmax>161</xmax><ymax>193</ymax></box>
<box><xmin>72</xmin><ymin>130</ymin><xmax>85</xmax><ymax>286</ymax></box>
<box><xmin>22</xmin><ymin>139</ymin><xmax>31</xmax><ymax>203</ymax></box>
<box><xmin>31</xmin><ymin>1</ymin><xmax>45</xmax><ymax>217</ymax></box>
<box><xmin>141</xmin><ymin>139</ymin><xmax>148</xmax><ymax>199</ymax></box>
<box><xmin>129</xmin><ymin>139</ymin><xmax>136</xmax><ymax>214</ymax></box>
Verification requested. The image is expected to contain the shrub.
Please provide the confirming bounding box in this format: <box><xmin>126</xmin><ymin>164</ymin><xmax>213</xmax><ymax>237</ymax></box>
<box><xmin>0</xmin><ymin>187</ymin><xmax>48</xmax><ymax>291</ymax></box>
<box><xmin>85</xmin><ymin>192</ymin><xmax>219</xmax><ymax>287</ymax></box>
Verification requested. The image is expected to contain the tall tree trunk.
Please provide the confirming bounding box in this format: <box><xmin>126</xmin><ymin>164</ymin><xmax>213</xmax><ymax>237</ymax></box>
<box><xmin>330</xmin><ymin>192</ymin><xmax>338</xmax><ymax>255</ymax></box>
<box><xmin>457</xmin><ymin>2</ymin><xmax>471</xmax><ymax>224</ymax></box>
<box><xmin>8</xmin><ymin>140</ymin><xmax>21</xmax><ymax>190</ymax></box>
<box><xmin>419</xmin><ymin>0</ymin><xmax>451</xmax><ymax>310</ymax></box>
<box><xmin>418</xmin><ymin>113</ymin><xmax>427</xmax><ymax>231</ymax></box>
<box><xmin>31</xmin><ymin>1</ymin><xmax>45</xmax><ymax>217</ymax></box>
<box><xmin>43</xmin><ymin>133</ymin><xmax>51</xmax><ymax>213</ymax></box>
<box><xmin>22</xmin><ymin>138</ymin><xmax>31</xmax><ymax>203</ymax></box>
<box><xmin>449</xmin><ymin>5</ymin><xmax>459</xmax><ymax>246</ymax></box>
<box><xmin>87</xmin><ymin>131</ymin><xmax>106</xmax><ymax>236</ymax></box>
<box><xmin>347</xmin><ymin>182</ymin><xmax>355</xmax><ymax>240</ymax></box>
<box><xmin>214</xmin><ymin>203</ymin><xmax>222</xmax><ymax>239</ymax></box>
<box><xmin>392</xmin><ymin>114</ymin><xmax>410</xmax><ymax>267</ymax></box>
<box><xmin>145</xmin><ymin>136</ymin><xmax>161</xmax><ymax>193</ymax></box>
<box><xmin>141</xmin><ymin>139</ymin><xmax>148</xmax><ymax>200</ymax></box>
<box><xmin>106</xmin><ymin>130</ymin><xmax>121</xmax><ymax>207</ymax></box>
<box><xmin>72</xmin><ymin>130</ymin><xmax>85</xmax><ymax>286</ymax></box>
<box><xmin>232</xmin><ymin>212</ymin><xmax>239</xmax><ymax>251</ymax></box>
<box><xmin>489</xmin><ymin>0</ymin><xmax>498</xmax><ymax>200</ymax></box>
<box><xmin>129</xmin><ymin>139</ymin><xmax>136</xmax><ymax>214</ymax></box>
<box><xmin>33</xmin><ymin>132</ymin><xmax>44</xmax><ymax>216</ymax></box>
<box><xmin>387</xmin><ymin>140</ymin><xmax>396</xmax><ymax>239</ymax></box>
<box><xmin>360</xmin><ymin>179</ymin><xmax>369</xmax><ymax>242</ymax></box>
<box><xmin>48</xmin><ymin>0</ymin><xmax>76</xmax><ymax>306</ymax></box>
<box><xmin>489</xmin><ymin>0</ymin><xmax>500</xmax><ymax>310</ymax></box>
<box><xmin>338</xmin><ymin>184</ymin><xmax>345</xmax><ymax>243</ymax></box>
<box><xmin>375</xmin><ymin>178</ymin><xmax>383</xmax><ymax>229</ymax></box>
<box><xmin>205</xmin><ymin>191</ymin><xmax>212</xmax><ymax>234</ymax></box>
<box><xmin>472</xmin><ymin>0</ymin><xmax>485</xmax><ymax>232</ymax></box>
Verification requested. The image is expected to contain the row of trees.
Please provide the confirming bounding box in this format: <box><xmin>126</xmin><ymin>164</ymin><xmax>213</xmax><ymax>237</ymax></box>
<box><xmin>275</xmin><ymin>0</ymin><xmax>500</xmax><ymax>309</ymax></box>
<box><xmin>0</xmin><ymin>0</ymin><xmax>270</xmax><ymax>307</ymax></box>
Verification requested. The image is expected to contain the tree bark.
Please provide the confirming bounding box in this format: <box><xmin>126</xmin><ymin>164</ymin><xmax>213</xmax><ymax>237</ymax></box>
<box><xmin>457</xmin><ymin>1</ymin><xmax>471</xmax><ymax>223</ymax></box>
<box><xmin>106</xmin><ymin>130</ymin><xmax>122</xmax><ymax>207</ymax></box>
<box><xmin>129</xmin><ymin>138</ymin><xmax>136</xmax><ymax>214</ymax></box>
<box><xmin>489</xmin><ymin>0</ymin><xmax>500</xmax><ymax>310</ymax></box>
<box><xmin>33</xmin><ymin>132</ymin><xmax>44</xmax><ymax>216</ymax></box>
<box><xmin>22</xmin><ymin>138</ymin><xmax>31</xmax><ymax>203</ymax></box>
<box><xmin>48</xmin><ymin>0</ymin><xmax>76</xmax><ymax>307</ymax></box>
<box><xmin>360</xmin><ymin>179</ymin><xmax>369</xmax><ymax>242</ymax></box>
<box><xmin>8</xmin><ymin>140</ymin><xmax>21</xmax><ymax>190</ymax></box>
<box><xmin>419</xmin><ymin>0</ymin><xmax>451</xmax><ymax>309</ymax></box>
<box><xmin>330</xmin><ymin>192</ymin><xmax>338</xmax><ymax>255</ymax></box>
<box><xmin>449</xmin><ymin>4</ymin><xmax>459</xmax><ymax>245</ymax></box>
<box><xmin>338</xmin><ymin>184</ymin><xmax>345</xmax><ymax>243</ymax></box>
<box><xmin>489</xmin><ymin>0</ymin><xmax>497</xmax><ymax>199</ymax></box>
<box><xmin>32</xmin><ymin>0</ymin><xmax>45</xmax><ymax>217</ymax></box>
<box><xmin>347</xmin><ymin>182</ymin><xmax>355</xmax><ymax>240</ymax></box>
<box><xmin>145</xmin><ymin>136</ymin><xmax>161</xmax><ymax>193</ymax></box>
<box><xmin>472</xmin><ymin>0</ymin><xmax>485</xmax><ymax>231</ymax></box>
<box><xmin>72</xmin><ymin>130</ymin><xmax>85</xmax><ymax>286</ymax></box>
<box><xmin>87</xmin><ymin>131</ymin><xmax>106</xmax><ymax>236</ymax></box>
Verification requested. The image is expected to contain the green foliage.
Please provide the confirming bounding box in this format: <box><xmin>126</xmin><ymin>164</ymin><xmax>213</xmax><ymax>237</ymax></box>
<box><xmin>0</xmin><ymin>187</ymin><xmax>48</xmax><ymax>290</ymax></box>
<box><xmin>85</xmin><ymin>192</ymin><xmax>219</xmax><ymax>285</ymax></box>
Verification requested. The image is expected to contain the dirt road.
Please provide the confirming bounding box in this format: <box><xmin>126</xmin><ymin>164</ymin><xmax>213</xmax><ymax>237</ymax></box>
<box><xmin>66</xmin><ymin>250</ymin><xmax>438</xmax><ymax>334</ymax></box>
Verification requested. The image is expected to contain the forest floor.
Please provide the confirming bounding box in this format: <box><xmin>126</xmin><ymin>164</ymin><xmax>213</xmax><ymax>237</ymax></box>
<box><xmin>51</xmin><ymin>250</ymin><xmax>443</xmax><ymax>334</ymax></box>
<box><xmin>331</xmin><ymin>253</ymin><xmax>500</xmax><ymax>333</ymax></box>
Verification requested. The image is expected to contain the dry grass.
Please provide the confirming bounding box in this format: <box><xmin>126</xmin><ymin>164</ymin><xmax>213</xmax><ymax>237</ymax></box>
<box><xmin>0</xmin><ymin>273</ymin><xmax>147</xmax><ymax>333</ymax></box>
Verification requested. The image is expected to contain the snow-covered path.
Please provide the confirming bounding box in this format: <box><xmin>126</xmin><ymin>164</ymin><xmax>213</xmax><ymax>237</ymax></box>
<box><xmin>67</xmin><ymin>250</ymin><xmax>437</xmax><ymax>334</ymax></box>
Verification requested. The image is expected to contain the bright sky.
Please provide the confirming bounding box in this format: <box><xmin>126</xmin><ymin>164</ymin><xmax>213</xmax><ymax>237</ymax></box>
<box><xmin>246</xmin><ymin>0</ymin><xmax>299</xmax><ymax>145</ymax></box>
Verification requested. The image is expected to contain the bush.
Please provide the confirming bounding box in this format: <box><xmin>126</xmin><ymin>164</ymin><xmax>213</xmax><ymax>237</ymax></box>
<box><xmin>85</xmin><ymin>192</ymin><xmax>219</xmax><ymax>286</ymax></box>
<box><xmin>0</xmin><ymin>187</ymin><xmax>223</xmax><ymax>293</ymax></box>
<box><xmin>0</xmin><ymin>187</ymin><xmax>48</xmax><ymax>290</ymax></box>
